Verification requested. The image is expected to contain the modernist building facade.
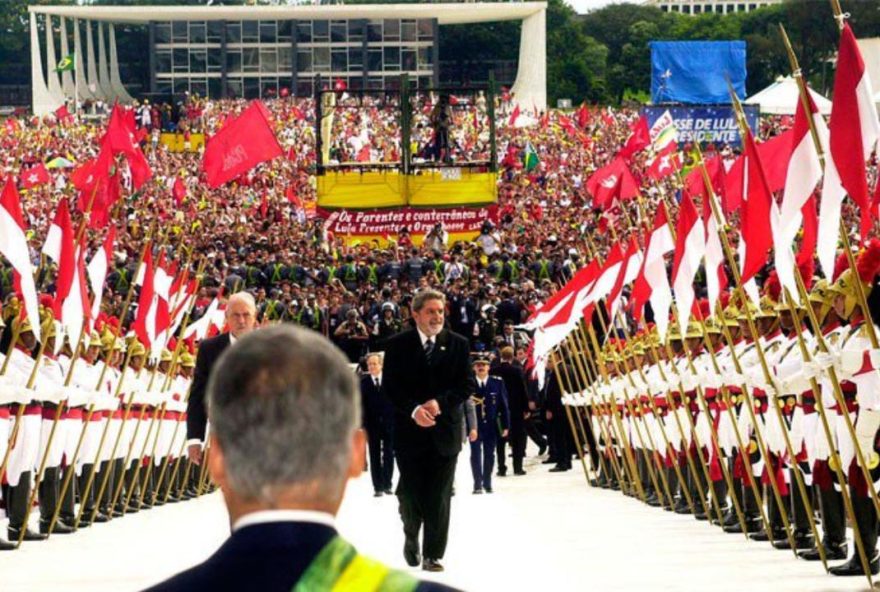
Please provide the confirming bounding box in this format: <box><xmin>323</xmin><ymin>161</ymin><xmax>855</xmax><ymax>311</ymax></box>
<box><xmin>27</xmin><ymin>3</ymin><xmax>547</xmax><ymax>116</ymax></box>
<box><xmin>647</xmin><ymin>0</ymin><xmax>781</xmax><ymax>14</ymax></box>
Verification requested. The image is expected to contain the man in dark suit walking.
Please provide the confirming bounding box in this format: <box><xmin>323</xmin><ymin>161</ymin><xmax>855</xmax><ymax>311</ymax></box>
<box><xmin>145</xmin><ymin>326</ymin><xmax>458</xmax><ymax>592</ymax></box>
<box><xmin>360</xmin><ymin>352</ymin><xmax>395</xmax><ymax>497</ymax></box>
<box><xmin>383</xmin><ymin>289</ymin><xmax>470</xmax><ymax>573</ymax></box>
<box><xmin>493</xmin><ymin>346</ymin><xmax>530</xmax><ymax>476</ymax></box>
<box><xmin>186</xmin><ymin>292</ymin><xmax>257</xmax><ymax>467</ymax></box>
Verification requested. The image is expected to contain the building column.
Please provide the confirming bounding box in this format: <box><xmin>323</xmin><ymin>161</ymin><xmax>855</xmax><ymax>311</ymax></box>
<box><xmin>73</xmin><ymin>18</ymin><xmax>95</xmax><ymax>102</ymax></box>
<box><xmin>86</xmin><ymin>20</ymin><xmax>103</xmax><ymax>100</ymax></box>
<box><xmin>44</xmin><ymin>14</ymin><xmax>66</xmax><ymax>105</ymax></box>
<box><xmin>30</xmin><ymin>12</ymin><xmax>62</xmax><ymax>116</ymax></box>
<box><xmin>509</xmin><ymin>8</ymin><xmax>546</xmax><ymax>110</ymax></box>
<box><xmin>109</xmin><ymin>24</ymin><xmax>134</xmax><ymax>102</ymax></box>
<box><xmin>97</xmin><ymin>22</ymin><xmax>116</xmax><ymax>100</ymax></box>
<box><xmin>59</xmin><ymin>17</ymin><xmax>76</xmax><ymax>98</ymax></box>
<box><xmin>291</xmin><ymin>20</ymin><xmax>298</xmax><ymax>94</ymax></box>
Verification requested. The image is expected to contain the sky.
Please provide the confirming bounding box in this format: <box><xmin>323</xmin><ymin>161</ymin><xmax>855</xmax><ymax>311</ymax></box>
<box><xmin>564</xmin><ymin>0</ymin><xmax>637</xmax><ymax>14</ymax></box>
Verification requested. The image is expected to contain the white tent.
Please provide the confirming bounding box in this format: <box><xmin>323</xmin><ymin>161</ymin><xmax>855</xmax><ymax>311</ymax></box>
<box><xmin>744</xmin><ymin>76</ymin><xmax>832</xmax><ymax>116</ymax></box>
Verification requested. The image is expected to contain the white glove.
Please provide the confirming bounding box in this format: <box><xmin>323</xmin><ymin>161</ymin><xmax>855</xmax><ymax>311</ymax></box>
<box><xmin>813</xmin><ymin>351</ymin><xmax>840</xmax><ymax>371</ymax></box>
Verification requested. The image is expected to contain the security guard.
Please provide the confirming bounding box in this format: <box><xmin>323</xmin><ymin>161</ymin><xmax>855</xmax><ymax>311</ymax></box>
<box><xmin>467</xmin><ymin>354</ymin><xmax>510</xmax><ymax>494</ymax></box>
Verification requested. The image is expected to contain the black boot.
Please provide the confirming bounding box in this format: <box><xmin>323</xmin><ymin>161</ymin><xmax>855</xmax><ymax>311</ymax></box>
<box><xmin>7</xmin><ymin>472</ymin><xmax>46</xmax><ymax>542</ymax></box>
<box><xmin>830</xmin><ymin>489</ymin><xmax>879</xmax><ymax>576</ymax></box>
<box><xmin>799</xmin><ymin>539</ymin><xmax>848</xmax><ymax>561</ymax></box>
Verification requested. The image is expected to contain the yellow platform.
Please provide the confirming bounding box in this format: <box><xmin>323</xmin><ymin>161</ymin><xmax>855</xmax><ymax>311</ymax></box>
<box><xmin>317</xmin><ymin>168</ymin><xmax>497</xmax><ymax>209</ymax></box>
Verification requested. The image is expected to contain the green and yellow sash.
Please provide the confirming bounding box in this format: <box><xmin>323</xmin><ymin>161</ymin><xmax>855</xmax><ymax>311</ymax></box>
<box><xmin>294</xmin><ymin>536</ymin><xmax>419</xmax><ymax>592</ymax></box>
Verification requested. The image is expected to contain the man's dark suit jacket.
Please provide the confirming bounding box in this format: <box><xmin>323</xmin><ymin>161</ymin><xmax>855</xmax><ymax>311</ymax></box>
<box><xmin>383</xmin><ymin>327</ymin><xmax>471</xmax><ymax>458</ymax></box>
<box><xmin>360</xmin><ymin>373</ymin><xmax>395</xmax><ymax>432</ymax></box>
<box><xmin>492</xmin><ymin>362</ymin><xmax>529</xmax><ymax>418</ymax></box>
<box><xmin>142</xmin><ymin>521</ymin><xmax>458</xmax><ymax>592</ymax></box>
<box><xmin>186</xmin><ymin>332</ymin><xmax>231</xmax><ymax>442</ymax></box>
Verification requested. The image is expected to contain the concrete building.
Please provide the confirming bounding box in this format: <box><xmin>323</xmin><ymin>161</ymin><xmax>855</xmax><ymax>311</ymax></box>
<box><xmin>27</xmin><ymin>3</ymin><xmax>547</xmax><ymax>116</ymax></box>
<box><xmin>647</xmin><ymin>0</ymin><xmax>782</xmax><ymax>15</ymax></box>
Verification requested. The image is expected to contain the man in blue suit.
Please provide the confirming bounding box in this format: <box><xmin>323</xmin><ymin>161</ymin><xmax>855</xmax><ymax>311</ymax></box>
<box><xmin>468</xmin><ymin>354</ymin><xmax>510</xmax><ymax>494</ymax></box>
<box><xmin>145</xmin><ymin>326</ymin><xmax>458</xmax><ymax>592</ymax></box>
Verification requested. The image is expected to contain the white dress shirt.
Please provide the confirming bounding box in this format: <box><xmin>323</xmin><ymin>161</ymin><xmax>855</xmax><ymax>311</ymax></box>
<box><xmin>232</xmin><ymin>509</ymin><xmax>336</xmax><ymax>532</ymax></box>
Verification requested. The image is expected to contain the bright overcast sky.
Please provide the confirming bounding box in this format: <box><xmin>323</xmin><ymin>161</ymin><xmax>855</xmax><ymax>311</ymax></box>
<box><xmin>564</xmin><ymin>0</ymin><xmax>636</xmax><ymax>14</ymax></box>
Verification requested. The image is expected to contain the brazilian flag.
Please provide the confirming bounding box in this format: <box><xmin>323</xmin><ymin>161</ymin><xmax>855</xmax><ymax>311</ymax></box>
<box><xmin>522</xmin><ymin>141</ymin><xmax>539</xmax><ymax>172</ymax></box>
<box><xmin>55</xmin><ymin>53</ymin><xmax>75</xmax><ymax>73</ymax></box>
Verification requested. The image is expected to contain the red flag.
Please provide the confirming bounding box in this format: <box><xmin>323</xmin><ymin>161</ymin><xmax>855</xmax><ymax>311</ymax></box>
<box><xmin>172</xmin><ymin>177</ymin><xmax>187</xmax><ymax>206</ymax></box>
<box><xmin>586</xmin><ymin>157</ymin><xmax>639</xmax><ymax>209</ymax></box>
<box><xmin>576</xmin><ymin>103</ymin><xmax>591</xmax><ymax>129</ymax></box>
<box><xmin>619</xmin><ymin>115</ymin><xmax>650</xmax><ymax>160</ymax></box>
<box><xmin>54</xmin><ymin>104</ymin><xmax>72</xmax><ymax>124</ymax></box>
<box><xmin>685</xmin><ymin>155</ymin><xmax>727</xmax><ymax>209</ymax></box>
<box><xmin>20</xmin><ymin>162</ymin><xmax>50</xmax><ymax>189</ymax></box>
<box><xmin>739</xmin><ymin>125</ymin><xmax>775</xmax><ymax>284</ymax></box>
<box><xmin>102</xmin><ymin>104</ymin><xmax>152</xmax><ymax>190</ymax></box>
<box><xmin>672</xmin><ymin>192</ymin><xmax>705</xmax><ymax>332</ymax></box>
<box><xmin>631</xmin><ymin>202</ymin><xmax>674</xmax><ymax>323</ymax></box>
<box><xmin>829</xmin><ymin>24</ymin><xmax>880</xmax><ymax>239</ymax></box>
<box><xmin>202</xmin><ymin>101</ymin><xmax>283</xmax><ymax>189</ymax></box>
<box><xmin>0</xmin><ymin>177</ymin><xmax>40</xmax><ymax>342</ymax></box>
<box><xmin>508</xmin><ymin>105</ymin><xmax>521</xmax><ymax>127</ymax></box>
<box><xmin>645</xmin><ymin>143</ymin><xmax>681</xmax><ymax>181</ymax></box>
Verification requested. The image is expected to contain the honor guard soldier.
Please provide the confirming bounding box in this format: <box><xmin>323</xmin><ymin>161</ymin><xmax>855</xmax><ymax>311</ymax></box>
<box><xmin>467</xmin><ymin>354</ymin><xmax>510</xmax><ymax>494</ymax></box>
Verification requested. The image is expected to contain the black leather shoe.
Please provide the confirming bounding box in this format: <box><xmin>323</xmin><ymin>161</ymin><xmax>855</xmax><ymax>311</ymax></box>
<box><xmin>674</xmin><ymin>504</ymin><xmax>692</xmax><ymax>515</ymax></box>
<box><xmin>497</xmin><ymin>469</ymin><xmax>507</xmax><ymax>477</ymax></box>
<box><xmin>472</xmin><ymin>488</ymin><xmax>483</xmax><ymax>495</ymax></box>
<box><xmin>373</xmin><ymin>491</ymin><xmax>384</xmax><ymax>498</ymax></box>
<box><xmin>40</xmin><ymin>520</ymin><xmax>74</xmax><ymax>535</ymax></box>
<box><xmin>111</xmin><ymin>508</ymin><xmax>124</xmax><ymax>518</ymax></box>
<box><xmin>749</xmin><ymin>529</ymin><xmax>784</xmax><ymax>542</ymax></box>
<box><xmin>538</xmin><ymin>442</ymin><xmax>548</xmax><ymax>455</ymax></box>
<box><xmin>541</xmin><ymin>459</ymin><xmax>555</xmax><ymax>465</ymax></box>
<box><xmin>772</xmin><ymin>533</ymin><xmax>814</xmax><ymax>550</ymax></box>
<box><xmin>549</xmin><ymin>465</ymin><xmax>571</xmax><ymax>472</ymax></box>
<box><xmin>403</xmin><ymin>538</ymin><xmax>421</xmax><ymax>567</ymax></box>
<box><xmin>92</xmin><ymin>512</ymin><xmax>110</xmax><ymax>523</ymax></box>
<box><xmin>645</xmin><ymin>495</ymin><xmax>662</xmax><ymax>507</ymax></box>
<box><xmin>829</xmin><ymin>551</ymin><xmax>880</xmax><ymax>576</ymax></box>
<box><xmin>799</xmin><ymin>541</ymin><xmax>848</xmax><ymax>561</ymax></box>
<box><xmin>514</xmin><ymin>470</ymin><xmax>526</xmax><ymax>476</ymax></box>
<box><xmin>485</xmin><ymin>487</ymin><xmax>493</xmax><ymax>494</ymax></box>
<box><xmin>0</xmin><ymin>538</ymin><xmax>15</xmax><ymax>551</ymax></box>
<box><xmin>384</xmin><ymin>489</ymin><xmax>393</xmax><ymax>495</ymax></box>
<box><xmin>8</xmin><ymin>527</ymin><xmax>47</xmax><ymax>542</ymax></box>
<box><xmin>724</xmin><ymin>519</ymin><xmax>761</xmax><ymax>534</ymax></box>
<box><xmin>422</xmin><ymin>558</ymin><xmax>444</xmax><ymax>572</ymax></box>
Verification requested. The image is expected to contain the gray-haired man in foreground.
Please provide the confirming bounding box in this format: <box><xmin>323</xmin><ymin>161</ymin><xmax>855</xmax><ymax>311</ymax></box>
<box><xmin>146</xmin><ymin>325</ymin><xmax>460</xmax><ymax>592</ymax></box>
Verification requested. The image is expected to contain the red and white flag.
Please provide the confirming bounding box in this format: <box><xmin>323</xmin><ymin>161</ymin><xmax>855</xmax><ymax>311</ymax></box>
<box><xmin>203</xmin><ymin>100</ymin><xmax>283</xmax><ymax>188</ymax></box>
<box><xmin>61</xmin><ymin>244</ymin><xmax>92</xmax><ymax>350</ymax></box>
<box><xmin>672</xmin><ymin>192</ymin><xmax>705</xmax><ymax>336</ymax></box>
<box><xmin>21</xmin><ymin>162</ymin><xmax>50</xmax><ymax>189</ymax></box>
<box><xmin>132</xmin><ymin>246</ymin><xmax>155</xmax><ymax>349</ymax></box>
<box><xmin>645</xmin><ymin>143</ymin><xmax>681</xmax><ymax>181</ymax></box>
<box><xmin>87</xmin><ymin>226</ymin><xmax>115</xmax><ymax>321</ymax></box>
<box><xmin>631</xmin><ymin>202</ymin><xmax>674</xmax><ymax>338</ymax></box>
<box><xmin>0</xmin><ymin>177</ymin><xmax>40</xmax><ymax>342</ymax></box>
<box><xmin>42</xmin><ymin>199</ymin><xmax>73</xmax><ymax>266</ymax></box>
<box><xmin>586</xmin><ymin>157</ymin><xmax>640</xmax><ymax>210</ymax></box>
<box><xmin>183</xmin><ymin>289</ymin><xmax>226</xmax><ymax>342</ymax></box>
<box><xmin>606</xmin><ymin>237</ymin><xmax>643</xmax><ymax>319</ymax></box>
<box><xmin>819</xmin><ymin>23</ymin><xmax>880</xmax><ymax>274</ymax></box>
<box><xmin>775</xmin><ymin>89</ymin><xmax>825</xmax><ymax>299</ymax></box>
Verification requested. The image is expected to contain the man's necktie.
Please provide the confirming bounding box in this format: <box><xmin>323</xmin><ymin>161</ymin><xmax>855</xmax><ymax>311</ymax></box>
<box><xmin>424</xmin><ymin>338</ymin><xmax>435</xmax><ymax>362</ymax></box>
<box><xmin>375</xmin><ymin>378</ymin><xmax>380</xmax><ymax>389</ymax></box>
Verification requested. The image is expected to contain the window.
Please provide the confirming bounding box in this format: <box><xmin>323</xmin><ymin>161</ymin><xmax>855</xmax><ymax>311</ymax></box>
<box><xmin>173</xmin><ymin>48</ymin><xmax>188</xmax><ymax>72</ymax></box>
<box><xmin>402</xmin><ymin>49</ymin><xmax>416</xmax><ymax>72</ymax></box>
<box><xmin>190</xmin><ymin>22</ymin><xmax>206</xmax><ymax>44</ymax></box>
<box><xmin>297</xmin><ymin>21</ymin><xmax>312</xmax><ymax>43</ymax></box>
<box><xmin>173</xmin><ymin>78</ymin><xmax>189</xmax><ymax>96</ymax></box>
<box><xmin>278</xmin><ymin>21</ymin><xmax>292</xmax><ymax>41</ymax></box>
<box><xmin>383</xmin><ymin>19</ymin><xmax>400</xmax><ymax>42</ymax></box>
<box><xmin>242</xmin><ymin>21</ymin><xmax>259</xmax><ymax>43</ymax></box>
<box><xmin>226</xmin><ymin>78</ymin><xmax>243</xmax><ymax>98</ymax></box>
<box><xmin>313</xmin><ymin>20</ymin><xmax>329</xmax><ymax>42</ymax></box>
<box><xmin>226</xmin><ymin>50</ymin><xmax>242</xmax><ymax>74</ymax></box>
<box><xmin>401</xmin><ymin>20</ymin><xmax>416</xmax><ymax>43</ymax></box>
<box><xmin>191</xmin><ymin>78</ymin><xmax>208</xmax><ymax>98</ymax></box>
<box><xmin>348</xmin><ymin>20</ymin><xmax>364</xmax><ymax>42</ymax></box>
<box><xmin>226</xmin><ymin>22</ymin><xmax>241</xmax><ymax>44</ymax></box>
<box><xmin>332</xmin><ymin>49</ymin><xmax>347</xmax><ymax>72</ymax></box>
<box><xmin>331</xmin><ymin>21</ymin><xmax>347</xmax><ymax>43</ymax></box>
<box><xmin>262</xmin><ymin>78</ymin><xmax>278</xmax><ymax>98</ymax></box>
<box><xmin>243</xmin><ymin>48</ymin><xmax>260</xmax><ymax>72</ymax></box>
<box><xmin>417</xmin><ymin>47</ymin><xmax>432</xmax><ymax>69</ymax></box>
<box><xmin>418</xmin><ymin>19</ymin><xmax>433</xmax><ymax>40</ymax></box>
<box><xmin>155</xmin><ymin>81</ymin><xmax>172</xmax><ymax>96</ymax></box>
<box><xmin>279</xmin><ymin>47</ymin><xmax>293</xmax><ymax>70</ymax></box>
<box><xmin>261</xmin><ymin>49</ymin><xmax>278</xmax><ymax>73</ymax></box>
<box><xmin>383</xmin><ymin>47</ymin><xmax>400</xmax><ymax>70</ymax></box>
<box><xmin>208</xmin><ymin>51</ymin><xmax>222</xmax><ymax>73</ymax></box>
<box><xmin>297</xmin><ymin>50</ymin><xmax>312</xmax><ymax>72</ymax></box>
<box><xmin>349</xmin><ymin>47</ymin><xmax>363</xmax><ymax>71</ymax></box>
<box><xmin>207</xmin><ymin>21</ymin><xmax>223</xmax><ymax>43</ymax></box>
<box><xmin>191</xmin><ymin>49</ymin><xmax>207</xmax><ymax>73</ymax></box>
<box><xmin>208</xmin><ymin>78</ymin><xmax>222</xmax><ymax>99</ymax></box>
<box><xmin>368</xmin><ymin>49</ymin><xmax>382</xmax><ymax>72</ymax></box>
<box><xmin>260</xmin><ymin>21</ymin><xmax>277</xmax><ymax>44</ymax></box>
<box><xmin>313</xmin><ymin>47</ymin><xmax>330</xmax><ymax>71</ymax></box>
<box><xmin>244</xmin><ymin>77</ymin><xmax>260</xmax><ymax>99</ymax></box>
<box><xmin>296</xmin><ymin>77</ymin><xmax>313</xmax><ymax>97</ymax></box>
<box><xmin>156</xmin><ymin>50</ymin><xmax>172</xmax><ymax>74</ymax></box>
<box><xmin>367</xmin><ymin>21</ymin><xmax>382</xmax><ymax>43</ymax></box>
<box><xmin>172</xmin><ymin>21</ymin><xmax>188</xmax><ymax>43</ymax></box>
<box><xmin>154</xmin><ymin>23</ymin><xmax>171</xmax><ymax>44</ymax></box>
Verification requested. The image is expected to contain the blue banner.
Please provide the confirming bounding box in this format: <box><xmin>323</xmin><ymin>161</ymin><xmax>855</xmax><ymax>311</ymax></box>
<box><xmin>649</xmin><ymin>41</ymin><xmax>747</xmax><ymax>104</ymax></box>
<box><xmin>642</xmin><ymin>105</ymin><xmax>760</xmax><ymax>148</ymax></box>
